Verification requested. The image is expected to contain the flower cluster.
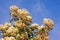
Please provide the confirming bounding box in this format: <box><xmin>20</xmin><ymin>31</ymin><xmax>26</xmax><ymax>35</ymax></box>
<box><xmin>10</xmin><ymin>6</ymin><xmax>32</xmax><ymax>23</ymax></box>
<box><xmin>0</xmin><ymin>6</ymin><xmax>54</xmax><ymax>40</ymax></box>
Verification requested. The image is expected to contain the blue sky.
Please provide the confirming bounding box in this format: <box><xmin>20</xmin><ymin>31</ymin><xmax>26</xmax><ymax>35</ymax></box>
<box><xmin>0</xmin><ymin>0</ymin><xmax>60</xmax><ymax>40</ymax></box>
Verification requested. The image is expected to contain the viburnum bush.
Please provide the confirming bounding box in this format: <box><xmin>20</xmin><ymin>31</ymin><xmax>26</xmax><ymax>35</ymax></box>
<box><xmin>0</xmin><ymin>6</ymin><xmax>54</xmax><ymax>40</ymax></box>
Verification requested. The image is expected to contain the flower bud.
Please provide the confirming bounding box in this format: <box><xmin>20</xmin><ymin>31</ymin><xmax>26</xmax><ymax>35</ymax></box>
<box><xmin>38</xmin><ymin>26</ymin><xmax>44</xmax><ymax>33</ymax></box>
<box><xmin>26</xmin><ymin>16</ymin><xmax>32</xmax><ymax>22</ymax></box>
<box><xmin>10</xmin><ymin>6</ymin><xmax>19</xmax><ymax>12</ymax></box>
<box><xmin>1</xmin><ymin>23</ymin><xmax>11</xmax><ymax>31</ymax></box>
<box><xmin>17</xmin><ymin>9</ymin><xmax>22</xmax><ymax>16</ymax></box>
<box><xmin>22</xmin><ymin>8</ymin><xmax>29</xmax><ymax>15</ymax></box>
<box><xmin>6</xmin><ymin>27</ymin><xmax>18</xmax><ymax>35</ymax></box>
<box><xmin>4</xmin><ymin>23</ymin><xmax>11</xmax><ymax>27</ymax></box>
<box><xmin>32</xmin><ymin>23</ymin><xmax>39</xmax><ymax>29</ymax></box>
<box><xmin>17</xmin><ymin>9</ymin><xmax>22</xmax><ymax>14</ymax></box>
<box><xmin>4</xmin><ymin>37</ymin><xmax>16</xmax><ymax>40</ymax></box>
<box><xmin>43</xmin><ymin>18</ymin><xmax>54</xmax><ymax>28</ymax></box>
<box><xmin>10</xmin><ymin>37</ymin><xmax>16</xmax><ymax>40</ymax></box>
